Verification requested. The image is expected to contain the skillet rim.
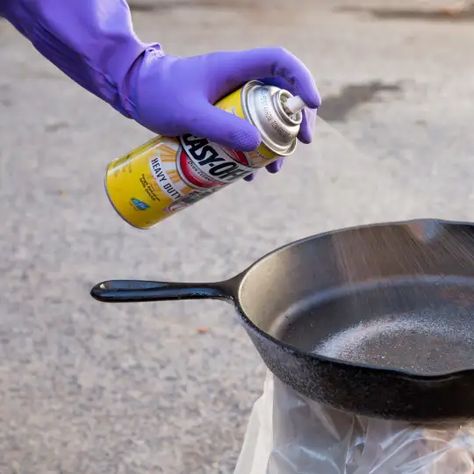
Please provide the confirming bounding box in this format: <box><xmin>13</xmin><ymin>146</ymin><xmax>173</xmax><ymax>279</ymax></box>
<box><xmin>233</xmin><ymin>217</ymin><xmax>474</xmax><ymax>382</ymax></box>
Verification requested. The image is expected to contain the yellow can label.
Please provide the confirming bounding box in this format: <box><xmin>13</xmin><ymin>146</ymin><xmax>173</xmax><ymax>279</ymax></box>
<box><xmin>218</xmin><ymin>86</ymin><xmax>276</xmax><ymax>163</ymax></box>
<box><xmin>218</xmin><ymin>87</ymin><xmax>246</xmax><ymax>120</ymax></box>
<box><xmin>105</xmin><ymin>83</ymin><xmax>279</xmax><ymax>229</ymax></box>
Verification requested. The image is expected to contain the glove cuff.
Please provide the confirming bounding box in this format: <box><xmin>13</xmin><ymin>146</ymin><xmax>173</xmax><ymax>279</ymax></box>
<box><xmin>116</xmin><ymin>43</ymin><xmax>165</xmax><ymax>118</ymax></box>
<box><xmin>1</xmin><ymin>0</ymin><xmax>159</xmax><ymax>117</ymax></box>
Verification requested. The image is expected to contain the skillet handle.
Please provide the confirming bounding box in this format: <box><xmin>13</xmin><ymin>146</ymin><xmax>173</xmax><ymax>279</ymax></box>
<box><xmin>90</xmin><ymin>279</ymin><xmax>237</xmax><ymax>303</ymax></box>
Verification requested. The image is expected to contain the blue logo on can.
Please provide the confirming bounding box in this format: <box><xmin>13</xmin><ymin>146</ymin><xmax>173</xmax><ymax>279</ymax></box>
<box><xmin>131</xmin><ymin>198</ymin><xmax>149</xmax><ymax>211</ymax></box>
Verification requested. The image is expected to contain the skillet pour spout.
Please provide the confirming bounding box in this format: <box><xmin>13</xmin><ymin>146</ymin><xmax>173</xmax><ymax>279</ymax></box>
<box><xmin>91</xmin><ymin>219</ymin><xmax>474</xmax><ymax>421</ymax></box>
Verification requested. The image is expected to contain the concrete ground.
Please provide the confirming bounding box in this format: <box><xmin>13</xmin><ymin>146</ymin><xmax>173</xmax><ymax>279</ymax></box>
<box><xmin>1</xmin><ymin>0</ymin><xmax>474</xmax><ymax>472</ymax></box>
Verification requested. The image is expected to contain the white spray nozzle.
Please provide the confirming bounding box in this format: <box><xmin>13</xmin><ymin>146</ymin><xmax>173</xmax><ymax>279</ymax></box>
<box><xmin>284</xmin><ymin>95</ymin><xmax>306</xmax><ymax>115</ymax></box>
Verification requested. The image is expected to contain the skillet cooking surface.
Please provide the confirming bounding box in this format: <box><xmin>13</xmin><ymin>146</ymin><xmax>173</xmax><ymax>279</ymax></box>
<box><xmin>273</xmin><ymin>278</ymin><xmax>474</xmax><ymax>375</ymax></box>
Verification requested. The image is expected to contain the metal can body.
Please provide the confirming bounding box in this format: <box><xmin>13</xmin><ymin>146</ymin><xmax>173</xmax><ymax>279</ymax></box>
<box><xmin>105</xmin><ymin>81</ymin><xmax>302</xmax><ymax>229</ymax></box>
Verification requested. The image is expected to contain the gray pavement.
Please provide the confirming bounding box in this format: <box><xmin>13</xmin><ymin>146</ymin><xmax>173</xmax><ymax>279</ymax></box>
<box><xmin>1</xmin><ymin>1</ymin><xmax>474</xmax><ymax>472</ymax></box>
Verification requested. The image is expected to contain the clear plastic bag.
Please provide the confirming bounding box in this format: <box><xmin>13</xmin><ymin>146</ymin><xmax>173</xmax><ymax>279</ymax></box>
<box><xmin>235</xmin><ymin>373</ymin><xmax>474</xmax><ymax>474</ymax></box>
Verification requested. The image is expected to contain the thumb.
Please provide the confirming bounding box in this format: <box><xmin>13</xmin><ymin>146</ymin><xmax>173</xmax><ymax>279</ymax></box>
<box><xmin>185</xmin><ymin>103</ymin><xmax>261</xmax><ymax>151</ymax></box>
<box><xmin>212</xmin><ymin>48</ymin><xmax>320</xmax><ymax>109</ymax></box>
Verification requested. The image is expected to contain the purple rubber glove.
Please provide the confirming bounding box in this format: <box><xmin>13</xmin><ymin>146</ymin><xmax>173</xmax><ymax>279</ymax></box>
<box><xmin>1</xmin><ymin>0</ymin><xmax>320</xmax><ymax>176</ymax></box>
<box><xmin>129</xmin><ymin>48</ymin><xmax>320</xmax><ymax>180</ymax></box>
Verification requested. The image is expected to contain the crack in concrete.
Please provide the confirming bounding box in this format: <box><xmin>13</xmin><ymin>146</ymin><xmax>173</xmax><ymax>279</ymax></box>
<box><xmin>339</xmin><ymin>4</ymin><xmax>474</xmax><ymax>22</ymax></box>
<box><xmin>129</xmin><ymin>0</ymin><xmax>248</xmax><ymax>12</ymax></box>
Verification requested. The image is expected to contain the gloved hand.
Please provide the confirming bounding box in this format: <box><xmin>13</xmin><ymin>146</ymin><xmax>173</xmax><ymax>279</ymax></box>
<box><xmin>1</xmin><ymin>0</ymin><xmax>320</xmax><ymax>176</ymax></box>
<box><xmin>128</xmin><ymin>47</ymin><xmax>320</xmax><ymax>179</ymax></box>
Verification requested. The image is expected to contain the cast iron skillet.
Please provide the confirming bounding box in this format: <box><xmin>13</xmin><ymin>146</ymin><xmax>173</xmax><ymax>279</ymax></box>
<box><xmin>91</xmin><ymin>219</ymin><xmax>474</xmax><ymax>421</ymax></box>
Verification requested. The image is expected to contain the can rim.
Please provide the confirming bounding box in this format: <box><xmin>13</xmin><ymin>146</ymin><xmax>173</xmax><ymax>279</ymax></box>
<box><xmin>241</xmin><ymin>81</ymin><xmax>300</xmax><ymax>156</ymax></box>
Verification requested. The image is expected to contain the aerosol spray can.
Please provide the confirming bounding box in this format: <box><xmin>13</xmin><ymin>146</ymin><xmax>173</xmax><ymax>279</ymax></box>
<box><xmin>105</xmin><ymin>80</ymin><xmax>306</xmax><ymax>228</ymax></box>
